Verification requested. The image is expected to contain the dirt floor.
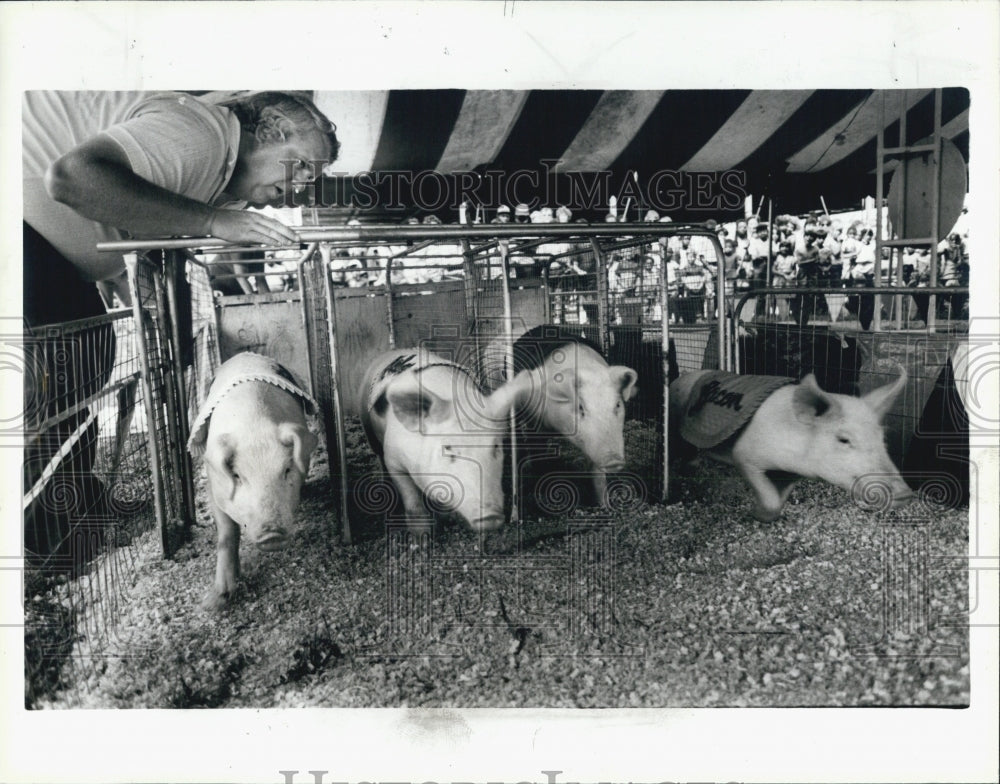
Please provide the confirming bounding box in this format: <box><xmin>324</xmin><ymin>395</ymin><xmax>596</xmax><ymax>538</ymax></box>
<box><xmin>29</xmin><ymin>420</ymin><xmax>970</xmax><ymax>708</ymax></box>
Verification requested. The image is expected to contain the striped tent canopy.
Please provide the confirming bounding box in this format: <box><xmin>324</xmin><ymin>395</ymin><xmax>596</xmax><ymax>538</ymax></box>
<box><xmin>227</xmin><ymin>88</ymin><xmax>971</xmax><ymax>223</ymax></box>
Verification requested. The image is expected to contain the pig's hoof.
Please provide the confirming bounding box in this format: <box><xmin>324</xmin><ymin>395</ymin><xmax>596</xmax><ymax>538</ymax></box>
<box><xmin>200</xmin><ymin>589</ymin><xmax>232</xmax><ymax>612</ymax></box>
<box><xmin>752</xmin><ymin>505</ymin><xmax>783</xmax><ymax>523</ymax></box>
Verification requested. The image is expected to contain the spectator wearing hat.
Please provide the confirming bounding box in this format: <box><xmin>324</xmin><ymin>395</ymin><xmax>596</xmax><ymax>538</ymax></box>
<box><xmin>514</xmin><ymin>203</ymin><xmax>531</xmax><ymax>224</ymax></box>
<box><xmin>491</xmin><ymin>204</ymin><xmax>511</xmax><ymax>224</ymax></box>
<box><xmin>776</xmin><ymin>215</ymin><xmax>800</xmax><ymax>243</ymax></box>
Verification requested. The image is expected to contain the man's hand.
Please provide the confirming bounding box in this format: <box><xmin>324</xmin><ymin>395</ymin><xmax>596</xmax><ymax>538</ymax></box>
<box><xmin>208</xmin><ymin>209</ymin><xmax>299</xmax><ymax>246</ymax></box>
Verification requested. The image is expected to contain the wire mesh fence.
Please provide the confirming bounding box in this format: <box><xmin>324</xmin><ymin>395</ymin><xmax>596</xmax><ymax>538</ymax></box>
<box><xmin>21</xmin><ymin>248</ymin><xmax>220</xmax><ymax>706</ymax></box>
<box><xmin>22</xmin><ymin>307</ymin><xmax>156</xmax><ymax>706</ymax></box>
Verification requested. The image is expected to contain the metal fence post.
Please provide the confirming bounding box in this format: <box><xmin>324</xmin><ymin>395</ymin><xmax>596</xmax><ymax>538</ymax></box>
<box><xmin>322</xmin><ymin>258</ymin><xmax>352</xmax><ymax>545</ymax></box>
<box><xmin>499</xmin><ymin>240</ymin><xmax>519</xmax><ymax>524</ymax></box>
<box><xmin>163</xmin><ymin>250</ymin><xmax>196</xmax><ymax>535</ymax></box>
<box><xmin>150</xmin><ymin>254</ymin><xmax>189</xmax><ymax>553</ymax></box>
<box><xmin>124</xmin><ymin>253</ymin><xmax>169</xmax><ymax>557</ymax></box>
<box><xmin>589</xmin><ymin>238</ymin><xmax>610</xmax><ymax>356</ymax></box>
<box><xmin>301</xmin><ymin>246</ymin><xmax>351</xmax><ymax>544</ymax></box>
<box><xmin>660</xmin><ymin>248</ymin><xmax>672</xmax><ymax>503</ymax></box>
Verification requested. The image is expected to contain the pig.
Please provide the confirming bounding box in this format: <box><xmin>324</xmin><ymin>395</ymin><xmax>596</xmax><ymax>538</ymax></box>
<box><xmin>497</xmin><ymin>326</ymin><xmax>639</xmax><ymax>506</ymax></box>
<box><xmin>669</xmin><ymin>368</ymin><xmax>914</xmax><ymax>522</ymax></box>
<box><xmin>359</xmin><ymin>348</ymin><xmax>530</xmax><ymax>532</ymax></box>
<box><xmin>188</xmin><ymin>353</ymin><xmax>318</xmax><ymax>610</ymax></box>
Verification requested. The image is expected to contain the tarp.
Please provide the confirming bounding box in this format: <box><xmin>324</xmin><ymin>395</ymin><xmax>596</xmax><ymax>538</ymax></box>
<box><xmin>294</xmin><ymin>88</ymin><xmax>970</xmax><ymax>222</ymax></box>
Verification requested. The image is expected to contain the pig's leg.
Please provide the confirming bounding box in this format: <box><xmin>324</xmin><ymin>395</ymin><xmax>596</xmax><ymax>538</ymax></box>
<box><xmin>737</xmin><ymin>464</ymin><xmax>787</xmax><ymax>523</ymax></box>
<box><xmin>391</xmin><ymin>472</ymin><xmax>434</xmax><ymax>534</ymax></box>
<box><xmin>202</xmin><ymin>496</ymin><xmax>241</xmax><ymax>611</ymax></box>
<box><xmin>768</xmin><ymin>471</ymin><xmax>800</xmax><ymax>511</ymax></box>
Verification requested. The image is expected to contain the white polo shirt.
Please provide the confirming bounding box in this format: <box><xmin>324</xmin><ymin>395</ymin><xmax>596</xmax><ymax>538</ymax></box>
<box><xmin>23</xmin><ymin>91</ymin><xmax>241</xmax><ymax>281</ymax></box>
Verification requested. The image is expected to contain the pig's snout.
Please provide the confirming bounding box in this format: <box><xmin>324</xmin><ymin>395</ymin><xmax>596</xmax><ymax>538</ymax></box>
<box><xmin>252</xmin><ymin>526</ymin><xmax>288</xmax><ymax>550</ymax></box>
<box><xmin>601</xmin><ymin>454</ymin><xmax>626</xmax><ymax>473</ymax></box>
<box><xmin>891</xmin><ymin>486</ymin><xmax>916</xmax><ymax>508</ymax></box>
<box><xmin>468</xmin><ymin>513</ymin><xmax>505</xmax><ymax>533</ymax></box>
<box><xmin>852</xmin><ymin>474</ymin><xmax>915</xmax><ymax>512</ymax></box>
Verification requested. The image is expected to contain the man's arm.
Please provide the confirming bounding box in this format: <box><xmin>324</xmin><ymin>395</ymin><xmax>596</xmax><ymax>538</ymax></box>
<box><xmin>45</xmin><ymin>136</ymin><xmax>299</xmax><ymax>246</ymax></box>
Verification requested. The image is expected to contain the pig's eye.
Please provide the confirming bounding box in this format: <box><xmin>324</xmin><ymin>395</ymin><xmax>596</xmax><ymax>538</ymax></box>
<box><xmin>284</xmin><ymin>466</ymin><xmax>293</xmax><ymax>480</ymax></box>
<box><xmin>837</xmin><ymin>435</ymin><xmax>852</xmax><ymax>445</ymax></box>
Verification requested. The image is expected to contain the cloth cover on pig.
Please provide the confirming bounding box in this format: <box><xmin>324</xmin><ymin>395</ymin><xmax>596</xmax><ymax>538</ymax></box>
<box><xmin>187</xmin><ymin>352</ymin><xmax>317</xmax><ymax>456</ymax></box>
<box><xmin>363</xmin><ymin>350</ymin><xmax>467</xmax><ymax>415</ymax></box>
<box><xmin>678</xmin><ymin>371</ymin><xmax>794</xmax><ymax>449</ymax></box>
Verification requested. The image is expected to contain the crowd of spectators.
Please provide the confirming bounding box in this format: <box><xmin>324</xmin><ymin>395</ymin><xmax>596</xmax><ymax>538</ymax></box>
<box><xmin>235</xmin><ymin>203</ymin><xmax>970</xmax><ymax>329</ymax></box>
<box><xmin>712</xmin><ymin>212</ymin><xmax>970</xmax><ymax>328</ymax></box>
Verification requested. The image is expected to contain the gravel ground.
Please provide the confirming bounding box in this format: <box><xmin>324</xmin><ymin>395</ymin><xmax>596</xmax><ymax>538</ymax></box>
<box><xmin>32</xmin><ymin>421</ymin><xmax>970</xmax><ymax>709</ymax></box>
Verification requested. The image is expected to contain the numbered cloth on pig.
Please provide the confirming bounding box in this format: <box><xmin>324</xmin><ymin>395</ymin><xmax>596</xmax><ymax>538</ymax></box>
<box><xmin>670</xmin><ymin>369</ymin><xmax>913</xmax><ymax>521</ymax></box>
<box><xmin>188</xmin><ymin>352</ymin><xmax>319</xmax><ymax>610</ymax></box>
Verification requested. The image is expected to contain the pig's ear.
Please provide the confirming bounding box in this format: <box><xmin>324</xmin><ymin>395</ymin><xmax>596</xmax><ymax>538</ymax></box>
<box><xmin>386</xmin><ymin>384</ymin><xmax>450</xmax><ymax>431</ymax></box>
<box><xmin>611</xmin><ymin>366</ymin><xmax>639</xmax><ymax>401</ymax></box>
<box><xmin>862</xmin><ymin>368</ymin><xmax>908</xmax><ymax>421</ymax></box>
<box><xmin>280</xmin><ymin>423</ymin><xmax>318</xmax><ymax>476</ymax></box>
<box><xmin>485</xmin><ymin>369</ymin><xmax>533</xmax><ymax>419</ymax></box>
<box><xmin>546</xmin><ymin>368</ymin><xmax>576</xmax><ymax>403</ymax></box>
<box><xmin>793</xmin><ymin>374</ymin><xmax>839</xmax><ymax>424</ymax></box>
<box><xmin>205</xmin><ymin>434</ymin><xmax>237</xmax><ymax>499</ymax></box>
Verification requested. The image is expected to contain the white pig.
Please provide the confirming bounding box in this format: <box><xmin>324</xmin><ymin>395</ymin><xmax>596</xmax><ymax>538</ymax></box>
<box><xmin>669</xmin><ymin>369</ymin><xmax>914</xmax><ymax>521</ymax></box>
<box><xmin>189</xmin><ymin>353</ymin><xmax>318</xmax><ymax>610</ymax></box>
<box><xmin>359</xmin><ymin>348</ymin><xmax>529</xmax><ymax>532</ymax></box>
<box><xmin>503</xmin><ymin>328</ymin><xmax>638</xmax><ymax>505</ymax></box>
